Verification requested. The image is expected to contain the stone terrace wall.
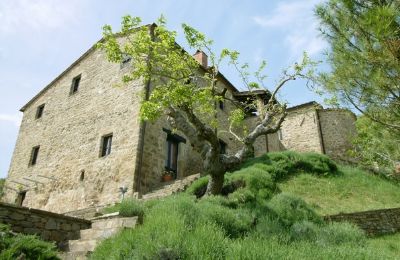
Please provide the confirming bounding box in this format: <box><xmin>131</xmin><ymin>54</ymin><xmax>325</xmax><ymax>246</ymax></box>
<box><xmin>325</xmin><ymin>207</ymin><xmax>400</xmax><ymax>236</ymax></box>
<box><xmin>0</xmin><ymin>202</ymin><xmax>91</xmax><ymax>249</ymax></box>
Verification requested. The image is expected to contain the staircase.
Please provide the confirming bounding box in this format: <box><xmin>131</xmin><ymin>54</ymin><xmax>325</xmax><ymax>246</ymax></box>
<box><xmin>141</xmin><ymin>173</ymin><xmax>200</xmax><ymax>200</ymax></box>
<box><xmin>60</xmin><ymin>215</ymin><xmax>138</xmax><ymax>260</ymax></box>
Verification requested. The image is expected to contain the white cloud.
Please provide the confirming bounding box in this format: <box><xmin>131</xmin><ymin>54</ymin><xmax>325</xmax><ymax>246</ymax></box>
<box><xmin>0</xmin><ymin>0</ymin><xmax>82</xmax><ymax>33</ymax></box>
<box><xmin>253</xmin><ymin>0</ymin><xmax>326</xmax><ymax>59</ymax></box>
<box><xmin>0</xmin><ymin>113</ymin><xmax>22</xmax><ymax>127</ymax></box>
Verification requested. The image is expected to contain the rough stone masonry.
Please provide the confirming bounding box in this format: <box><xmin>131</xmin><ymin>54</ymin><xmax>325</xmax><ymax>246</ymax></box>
<box><xmin>1</xmin><ymin>34</ymin><xmax>356</xmax><ymax>214</ymax></box>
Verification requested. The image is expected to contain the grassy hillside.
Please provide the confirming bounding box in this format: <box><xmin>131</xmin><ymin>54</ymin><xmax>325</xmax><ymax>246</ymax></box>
<box><xmin>280</xmin><ymin>166</ymin><xmax>400</xmax><ymax>215</ymax></box>
<box><xmin>92</xmin><ymin>152</ymin><xmax>400</xmax><ymax>259</ymax></box>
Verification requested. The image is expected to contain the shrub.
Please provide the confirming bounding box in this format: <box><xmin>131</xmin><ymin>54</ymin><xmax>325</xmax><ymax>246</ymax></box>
<box><xmin>0</xmin><ymin>224</ymin><xmax>59</xmax><ymax>260</ymax></box>
<box><xmin>119</xmin><ymin>199</ymin><xmax>145</xmax><ymax>218</ymax></box>
<box><xmin>316</xmin><ymin>222</ymin><xmax>366</xmax><ymax>246</ymax></box>
<box><xmin>197</xmin><ymin>200</ymin><xmax>253</xmax><ymax>238</ymax></box>
<box><xmin>91</xmin><ymin>195</ymin><xmax>228</xmax><ymax>260</ymax></box>
<box><xmin>185</xmin><ymin>176</ymin><xmax>208</xmax><ymax>197</ymax></box>
<box><xmin>268</xmin><ymin>193</ymin><xmax>322</xmax><ymax>227</ymax></box>
<box><xmin>289</xmin><ymin>221</ymin><xmax>318</xmax><ymax>242</ymax></box>
<box><xmin>240</xmin><ymin>151</ymin><xmax>339</xmax><ymax>182</ymax></box>
<box><xmin>103</xmin><ymin>199</ymin><xmax>145</xmax><ymax>218</ymax></box>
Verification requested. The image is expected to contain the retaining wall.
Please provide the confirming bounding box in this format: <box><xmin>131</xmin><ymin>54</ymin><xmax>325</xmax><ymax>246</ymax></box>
<box><xmin>325</xmin><ymin>207</ymin><xmax>400</xmax><ymax>236</ymax></box>
<box><xmin>0</xmin><ymin>202</ymin><xmax>91</xmax><ymax>249</ymax></box>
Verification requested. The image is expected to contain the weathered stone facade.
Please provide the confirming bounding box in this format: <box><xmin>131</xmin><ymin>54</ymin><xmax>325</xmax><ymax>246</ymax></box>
<box><xmin>2</xmin><ymin>37</ymin><xmax>356</xmax><ymax>214</ymax></box>
<box><xmin>3</xmin><ymin>45</ymin><xmax>143</xmax><ymax>213</ymax></box>
<box><xmin>277</xmin><ymin>102</ymin><xmax>356</xmax><ymax>161</ymax></box>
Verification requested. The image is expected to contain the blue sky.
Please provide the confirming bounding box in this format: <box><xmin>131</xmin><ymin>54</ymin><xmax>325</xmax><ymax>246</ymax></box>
<box><xmin>0</xmin><ymin>0</ymin><xmax>327</xmax><ymax>178</ymax></box>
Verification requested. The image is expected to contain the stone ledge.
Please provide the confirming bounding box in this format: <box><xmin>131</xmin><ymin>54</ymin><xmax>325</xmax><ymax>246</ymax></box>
<box><xmin>0</xmin><ymin>202</ymin><xmax>91</xmax><ymax>225</ymax></box>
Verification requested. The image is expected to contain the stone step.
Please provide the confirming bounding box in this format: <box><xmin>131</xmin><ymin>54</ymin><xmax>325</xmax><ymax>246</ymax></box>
<box><xmin>68</xmin><ymin>239</ymin><xmax>98</xmax><ymax>253</ymax></box>
<box><xmin>59</xmin><ymin>251</ymin><xmax>89</xmax><ymax>260</ymax></box>
<box><xmin>79</xmin><ymin>227</ymin><xmax>120</xmax><ymax>240</ymax></box>
<box><xmin>91</xmin><ymin>216</ymin><xmax>138</xmax><ymax>230</ymax></box>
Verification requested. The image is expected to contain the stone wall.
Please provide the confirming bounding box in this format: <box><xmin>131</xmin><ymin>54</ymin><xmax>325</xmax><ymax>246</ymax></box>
<box><xmin>318</xmin><ymin>109</ymin><xmax>357</xmax><ymax>161</ymax></box>
<box><xmin>0</xmin><ymin>202</ymin><xmax>91</xmax><ymax>249</ymax></box>
<box><xmin>138</xmin><ymin>80</ymin><xmax>274</xmax><ymax>192</ymax></box>
<box><xmin>3</xmin><ymin>44</ymin><xmax>142</xmax><ymax>213</ymax></box>
<box><xmin>279</xmin><ymin>104</ymin><xmax>324</xmax><ymax>153</ymax></box>
<box><xmin>325</xmin><ymin>207</ymin><xmax>400</xmax><ymax>236</ymax></box>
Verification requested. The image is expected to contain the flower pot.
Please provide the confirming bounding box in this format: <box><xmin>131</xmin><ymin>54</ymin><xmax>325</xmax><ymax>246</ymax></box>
<box><xmin>162</xmin><ymin>174</ymin><xmax>173</xmax><ymax>182</ymax></box>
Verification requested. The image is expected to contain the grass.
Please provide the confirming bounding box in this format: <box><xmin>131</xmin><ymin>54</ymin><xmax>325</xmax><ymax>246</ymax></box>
<box><xmin>103</xmin><ymin>199</ymin><xmax>145</xmax><ymax>218</ymax></box>
<box><xmin>91</xmin><ymin>152</ymin><xmax>400</xmax><ymax>259</ymax></box>
<box><xmin>368</xmin><ymin>233</ymin><xmax>400</xmax><ymax>258</ymax></box>
<box><xmin>280</xmin><ymin>166</ymin><xmax>400</xmax><ymax>215</ymax></box>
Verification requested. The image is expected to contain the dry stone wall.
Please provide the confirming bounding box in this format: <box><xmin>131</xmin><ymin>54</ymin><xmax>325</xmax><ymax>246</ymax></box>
<box><xmin>3</xmin><ymin>46</ymin><xmax>143</xmax><ymax>213</ymax></box>
<box><xmin>325</xmin><ymin>207</ymin><xmax>400</xmax><ymax>236</ymax></box>
<box><xmin>0</xmin><ymin>202</ymin><xmax>91</xmax><ymax>249</ymax></box>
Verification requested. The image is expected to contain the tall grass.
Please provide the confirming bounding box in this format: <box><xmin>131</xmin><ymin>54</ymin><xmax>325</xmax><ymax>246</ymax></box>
<box><xmin>91</xmin><ymin>152</ymin><xmax>399</xmax><ymax>259</ymax></box>
<box><xmin>280</xmin><ymin>166</ymin><xmax>400</xmax><ymax>215</ymax></box>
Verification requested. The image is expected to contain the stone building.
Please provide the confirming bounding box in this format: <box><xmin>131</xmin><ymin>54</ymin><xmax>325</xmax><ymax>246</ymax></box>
<box><xmin>279</xmin><ymin>101</ymin><xmax>357</xmax><ymax>161</ymax></box>
<box><xmin>1</xmin><ymin>36</ymin><xmax>356</xmax><ymax>214</ymax></box>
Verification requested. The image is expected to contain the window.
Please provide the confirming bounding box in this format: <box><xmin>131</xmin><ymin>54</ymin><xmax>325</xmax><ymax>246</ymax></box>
<box><xmin>100</xmin><ymin>134</ymin><xmax>113</xmax><ymax>157</ymax></box>
<box><xmin>163</xmin><ymin>129</ymin><xmax>186</xmax><ymax>177</ymax></box>
<box><xmin>29</xmin><ymin>146</ymin><xmax>40</xmax><ymax>166</ymax></box>
<box><xmin>278</xmin><ymin>129</ymin><xmax>283</xmax><ymax>141</ymax></box>
<box><xmin>166</xmin><ymin>138</ymin><xmax>179</xmax><ymax>174</ymax></box>
<box><xmin>15</xmin><ymin>191</ymin><xmax>27</xmax><ymax>206</ymax></box>
<box><xmin>219</xmin><ymin>140</ymin><xmax>227</xmax><ymax>154</ymax></box>
<box><xmin>70</xmin><ymin>74</ymin><xmax>81</xmax><ymax>94</ymax></box>
<box><xmin>121</xmin><ymin>53</ymin><xmax>132</xmax><ymax>68</ymax></box>
<box><xmin>219</xmin><ymin>100</ymin><xmax>224</xmax><ymax>110</ymax></box>
<box><xmin>35</xmin><ymin>104</ymin><xmax>45</xmax><ymax>119</ymax></box>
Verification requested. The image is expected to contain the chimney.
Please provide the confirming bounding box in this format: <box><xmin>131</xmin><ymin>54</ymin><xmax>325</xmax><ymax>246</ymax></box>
<box><xmin>193</xmin><ymin>50</ymin><xmax>208</xmax><ymax>68</ymax></box>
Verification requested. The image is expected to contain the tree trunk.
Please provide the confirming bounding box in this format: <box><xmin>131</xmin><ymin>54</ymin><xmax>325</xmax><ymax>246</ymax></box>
<box><xmin>206</xmin><ymin>173</ymin><xmax>225</xmax><ymax>195</ymax></box>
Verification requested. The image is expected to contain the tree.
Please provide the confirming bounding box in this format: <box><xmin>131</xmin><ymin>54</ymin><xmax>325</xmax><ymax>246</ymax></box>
<box><xmin>98</xmin><ymin>16</ymin><xmax>315</xmax><ymax>195</ymax></box>
<box><xmin>316</xmin><ymin>0</ymin><xmax>400</xmax><ymax>171</ymax></box>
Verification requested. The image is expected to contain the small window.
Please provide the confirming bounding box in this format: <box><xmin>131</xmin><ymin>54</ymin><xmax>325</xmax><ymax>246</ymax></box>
<box><xmin>121</xmin><ymin>53</ymin><xmax>132</xmax><ymax>67</ymax></box>
<box><xmin>29</xmin><ymin>146</ymin><xmax>40</xmax><ymax>166</ymax></box>
<box><xmin>100</xmin><ymin>134</ymin><xmax>113</xmax><ymax>157</ymax></box>
<box><xmin>15</xmin><ymin>191</ymin><xmax>27</xmax><ymax>206</ymax></box>
<box><xmin>219</xmin><ymin>140</ymin><xmax>227</xmax><ymax>154</ymax></box>
<box><xmin>219</xmin><ymin>100</ymin><xmax>224</xmax><ymax>110</ymax></box>
<box><xmin>163</xmin><ymin>129</ymin><xmax>186</xmax><ymax>178</ymax></box>
<box><xmin>278</xmin><ymin>129</ymin><xmax>283</xmax><ymax>141</ymax></box>
<box><xmin>70</xmin><ymin>74</ymin><xmax>81</xmax><ymax>94</ymax></box>
<box><xmin>80</xmin><ymin>170</ymin><xmax>85</xmax><ymax>181</ymax></box>
<box><xmin>166</xmin><ymin>139</ymin><xmax>179</xmax><ymax>175</ymax></box>
<box><xmin>35</xmin><ymin>104</ymin><xmax>45</xmax><ymax>119</ymax></box>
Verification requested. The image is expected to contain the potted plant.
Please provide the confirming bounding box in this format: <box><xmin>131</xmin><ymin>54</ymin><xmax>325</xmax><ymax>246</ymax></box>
<box><xmin>162</xmin><ymin>170</ymin><xmax>174</xmax><ymax>182</ymax></box>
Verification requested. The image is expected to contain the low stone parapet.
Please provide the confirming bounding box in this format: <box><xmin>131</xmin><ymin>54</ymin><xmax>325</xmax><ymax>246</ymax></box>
<box><xmin>0</xmin><ymin>202</ymin><xmax>91</xmax><ymax>249</ymax></box>
<box><xmin>325</xmin><ymin>207</ymin><xmax>400</xmax><ymax>236</ymax></box>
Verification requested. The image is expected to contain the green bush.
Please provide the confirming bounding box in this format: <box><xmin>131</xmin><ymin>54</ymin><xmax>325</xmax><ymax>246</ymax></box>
<box><xmin>92</xmin><ymin>152</ymin><xmax>388</xmax><ymax>259</ymax></box>
<box><xmin>103</xmin><ymin>199</ymin><xmax>145</xmax><ymax>218</ymax></box>
<box><xmin>240</xmin><ymin>151</ymin><xmax>339</xmax><ymax>182</ymax></box>
<box><xmin>268</xmin><ymin>193</ymin><xmax>322</xmax><ymax>227</ymax></box>
<box><xmin>185</xmin><ymin>176</ymin><xmax>208</xmax><ymax>197</ymax></box>
<box><xmin>316</xmin><ymin>222</ymin><xmax>366</xmax><ymax>246</ymax></box>
<box><xmin>197</xmin><ymin>200</ymin><xmax>253</xmax><ymax>238</ymax></box>
<box><xmin>0</xmin><ymin>224</ymin><xmax>59</xmax><ymax>260</ymax></box>
<box><xmin>91</xmin><ymin>195</ymin><xmax>228</xmax><ymax>260</ymax></box>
